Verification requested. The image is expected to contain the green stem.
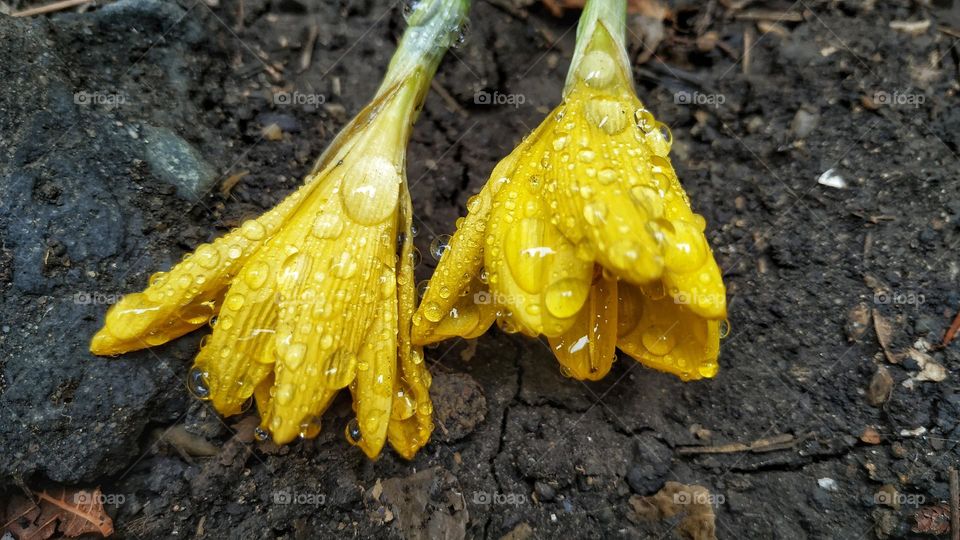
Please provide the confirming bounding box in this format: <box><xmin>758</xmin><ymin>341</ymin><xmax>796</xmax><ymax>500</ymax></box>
<box><xmin>310</xmin><ymin>0</ymin><xmax>470</xmax><ymax>175</ymax></box>
<box><xmin>378</xmin><ymin>0</ymin><xmax>470</xmax><ymax>106</ymax></box>
<box><xmin>564</xmin><ymin>0</ymin><xmax>630</xmax><ymax>96</ymax></box>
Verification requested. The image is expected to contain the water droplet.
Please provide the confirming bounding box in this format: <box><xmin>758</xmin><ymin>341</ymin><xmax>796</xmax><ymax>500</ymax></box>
<box><xmin>225</xmin><ymin>293</ymin><xmax>245</xmax><ymax>311</ymax></box>
<box><xmin>423</xmin><ymin>302</ymin><xmax>443</xmax><ymax>323</ymax></box>
<box><xmin>312</xmin><ymin>213</ymin><xmax>343</xmax><ymax>239</ymax></box>
<box><xmin>240</xmin><ymin>396</ymin><xmax>253</xmax><ymax>412</ymax></box>
<box><xmin>634</xmin><ymin>108</ymin><xmax>656</xmax><ymax>133</ymax></box>
<box><xmin>598</xmin><ymin>168</ymin><xmax>617</xmax><ymax>185</ymax></box>
<box><xmin>345</xmin><ymin>418</ymin><xmax>362</xmax><ymax>445</ymax></box>
<box><xmin>642</xmin><ymin>325</ymin><xmax>677</xmax><ymax>355</ymax></box>
<box><xmin>299</xmin><ymin>417</ymin><xmax>322</xmax><ymax>439</ymax></box>
<box><xmin>656</xmin><ymin>121</ymin><xmax>673</xmax><ymax>147</ymax></box>
<box><xmin>187</xmin><ymin>367</ymin><xmax>211</xmax><ymax>400</ymax></box>
<box><xmin>719</xmin><ymin>319</ymin><xmax>731</xmax><ymax>339</ymax></box>
<box><xmin>227</xmin><ymin>245</ymin><xmax>243</xmax><ymax>259</ymax></box>
<box><xmin>340</xmin><ymin>156</ymin><xmax>400</xmax><ymax>225</ymax></box>
<box><xmin>544</xmin><ymin>278</ymin><xmax>590</xmax><ymax>319</ymax></box>
<box><xmin>333</xmin><ymin>251</ymin><xmax>357</xmax><ymax>279</ymax></box>
<box><xmin>241</xmin><ymin>220</ymin><xmax>266</xmax><ymax>240</ymax></box>
<box><xmin>254</xmin><ymin>427</ymin><xmax>270</xmax><ymax>441</ymax></box>
<box><xmin>430</xmin><ymin>235</ymin><xmax>451</xmax><ymax>260</ymax></box>
<box><xmin>275</xmin><ymin>383</ymin><xmax>295</xmax><ymax>404</ymax></box>
<box><xmin>698</xmin><ymin>361</ymin><xmax>719</xmax><ymax>378</ymax></box>
<box><xmin>243</xmin><ymin>261</ymin><xmax>270</xmax><ymax>289</ymax></box>
<box><xmin>180</xmin><ymin>302</ymin><xmax>215</xmax><ymax>325</ymax></box>
<box><xmin>283</xmin><ymin>342</ymin><xmax>307</xmax><ymax>369</ymax></box>
<box><xmin>552</xmin><ymin>136</ymin><xmax>568</xmax><ymax>151</ymax></box>
<box><xmin>578</xmin><ymin>149</ymin><xmax>596</xmax><ymax>163</ymax></box>
<box><xmin>195</xmin><ymin>245</ymin><xmax>220</xmax><ymax>269</ymax></box>
<box><xmin>582</xmin><ymin>202</ymin><xmax>608</xmax><ymax>225</ymax></box>
<box><xmin>578</xmin><ymin>51</ymin><xmax>615</xmax><ymax>88</ymax></box>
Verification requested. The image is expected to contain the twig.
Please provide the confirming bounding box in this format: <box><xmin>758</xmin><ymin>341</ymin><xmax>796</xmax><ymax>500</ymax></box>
<box><xmin>735</xmin><ymin>9</ymin><xmax>803</xmax><ymax>22</ymax></box>
<box><xmin>943</xmin><ymin>308</ymin><xmax>960</xmax><ymax>348</ymax></box>
<box><xmin>950</xmin><ymin>467</ymin><xmax>959</xmax><ymax>540</ymax></box>
<box><xmin>430</xmin><ymin>80</ymin><xmax>468</xmax><ymax>118</ymax></box>
<box><xmin>299</xmin><ymin>22</ymin><xmax>320</xmax><ymax>73</ymax></box>
<box><xmin>742</xmin><ymin>27</ymin><xmax>753</xmax><ymax>75</ymax></box>
<box><xmin>12</xmin><ymin>0</ymin><xmax>92</xmax><ymax>17</ymax></box>
<box><xmin>939</xmin><ymin>26</ymin><xmax>960</xmax><ymax>39</ymax></box>
<box><xmin>677</xmin><ymin>433</ymin><xmax>795</xmax><ymax>455</ymax></box>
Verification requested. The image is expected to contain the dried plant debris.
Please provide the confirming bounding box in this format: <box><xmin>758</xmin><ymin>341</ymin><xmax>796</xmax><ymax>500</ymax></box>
<box><xmin>2</xmin><ymin>487</ymin><xmax>114</xmax><ymax>539</ymax></box>
<box><xmin>629</xmin><ymin>481</ymin><xmax>717</xmax><ymax>540</ymax></box>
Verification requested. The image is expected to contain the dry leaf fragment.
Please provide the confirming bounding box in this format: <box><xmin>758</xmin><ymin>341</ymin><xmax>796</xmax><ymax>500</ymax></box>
<box><xmin>867</xmin><ymin>365</ymin><xmax>893</xmax><ymax>407</ymax></box>
<box><xmin>873</xmin><ymin>310</ymin><xmax>899</xmax><ymax>363</ymax></box>
<box><xmin>2</xmin><ymin>496</ymin><xmax>55</xmax><ymax>540</ymax></box>
<box><xmin>36</xmin><ymin>488</ymin><xmax>114</xmax><ymax>537</ymax></box>
<box><xmin>629</xmin><ymin>482</ymin><xmax>717</xmax><ymax>540</ymax></box>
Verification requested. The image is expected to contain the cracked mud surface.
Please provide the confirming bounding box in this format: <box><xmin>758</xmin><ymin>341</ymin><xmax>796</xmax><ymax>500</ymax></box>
<box><xmin>1</xmin><ymin>0</ymin><xmax>960</xmax><ymax>538</ymax></box>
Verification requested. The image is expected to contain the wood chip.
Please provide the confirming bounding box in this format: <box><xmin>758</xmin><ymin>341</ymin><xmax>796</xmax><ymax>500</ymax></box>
<box><xmin>220</xmin><ymin>170</ymin><xmax>249</xmax><ymax>197</ymax></box>
<box><xmin>757</xmin><ymin>20</ymin><xmax>790</xmax><ymax>37</ymax></box>
<box><xmin>860</xmin><ymin>426</ymin><xmax>881</xmax><ymax>444</ymax></box>
<box><xmin>11</xmin><ymin>0</ymin><xmax>92</xmax><ymax>17</ymax></box>
<box><xmin>889</xmin><ymin>20</ymin><xmax>931</xmax><ymax>35</ymax></box>
<box><xmin>873</xmin><ymin>310</ymin><xmax>899</xmax><ymax>363</ymax></box>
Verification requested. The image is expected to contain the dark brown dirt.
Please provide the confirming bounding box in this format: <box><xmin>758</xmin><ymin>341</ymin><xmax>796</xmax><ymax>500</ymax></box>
<box><xmin>2</xmin><ymin>0</ymin><xmax>960</xmax><ymax>538</ymax></box>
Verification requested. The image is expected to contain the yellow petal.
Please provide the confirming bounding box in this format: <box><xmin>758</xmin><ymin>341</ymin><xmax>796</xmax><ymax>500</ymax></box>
<box><xmin>89</xmin><ymin>186</ymin><xmax>315</xmax><ymax>355</ymax></box>
<box><xmin>549</xmin><ymin>272</ymin><xmax>618</xmax><ymax>381</ymax></box>
<box><xmin>616</xmin><ymin>282</ymin><xmax>720</xmax><ymax>381</ymax></box>
<box><xmin>389</xmin><ymin>188</ymin><xmax>434</xmax><ymax>458</ymax></box>
<box><xmin>484</xmin><ymin>170</ymin><xmax>592</xmax><ymax>337</ymax></box>
<box><xmin>412</xmin><ymin>166</ymin><xmax>501</xmax><ymax>344</ymax></box>
<box><xmin>418</xmin><ymin>275</ymin><xmax>497</xmax><ymax>345</ymax></box>
<box><xmin>350</xmin><ymin>282</ymin><xmax>398</xmax><ymax>458</ymax></box>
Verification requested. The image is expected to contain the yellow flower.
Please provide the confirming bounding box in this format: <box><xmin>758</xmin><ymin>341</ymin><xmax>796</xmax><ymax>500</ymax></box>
<box><xmin>90</xmin><ymin>0</ymin><xmax>470</xmax><ymax>459</ymax></box>
<box><xmin>412</xmin><ymin>0</ymin><xmax>727</xmax><ymax>382</ymax></box>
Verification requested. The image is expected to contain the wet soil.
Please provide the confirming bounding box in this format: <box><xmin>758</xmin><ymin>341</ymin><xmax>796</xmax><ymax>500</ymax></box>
<box><xmin>2</xmin><ymin>0</ymin><xmax>960</xmax><ymax>538</ymax></box>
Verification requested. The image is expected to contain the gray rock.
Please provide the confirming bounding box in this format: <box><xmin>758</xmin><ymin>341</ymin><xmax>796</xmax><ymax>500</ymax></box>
<box><xmin>142</xmin><ymin>125</ymin><xmax>218</xmax><ymax>202</ymax></box>
<box><xmin>625</xmin><ymin>433</ymin><xmax>673</xmax><ymax>495</ymax></box>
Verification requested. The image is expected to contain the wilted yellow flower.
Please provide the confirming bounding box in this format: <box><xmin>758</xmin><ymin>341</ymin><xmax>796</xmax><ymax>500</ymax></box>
<box><xmin>413</xmin><ymin>0</ymin><xmax>727</xmax><ymax>381</ymax></box>
<box><xmin>90</xmin><ymin>0</ymin><xmax>470</xmax><ymax>458</ymax></box>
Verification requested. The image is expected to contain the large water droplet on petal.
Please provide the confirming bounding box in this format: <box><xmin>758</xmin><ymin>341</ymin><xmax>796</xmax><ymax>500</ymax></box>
<box><xmin>641</xmin><ymin>324</ymin><xmax>677</xmax><ymax>355</ymax></box>
<box><xmin>340</xmin><ymin>156</ymin><xmax>400</xmax><ymax>225</ymax></box>
<box><xmin>544</xmin><ymin>278</ymin><xmax>590</xmax><ymax>319</ymax></box>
